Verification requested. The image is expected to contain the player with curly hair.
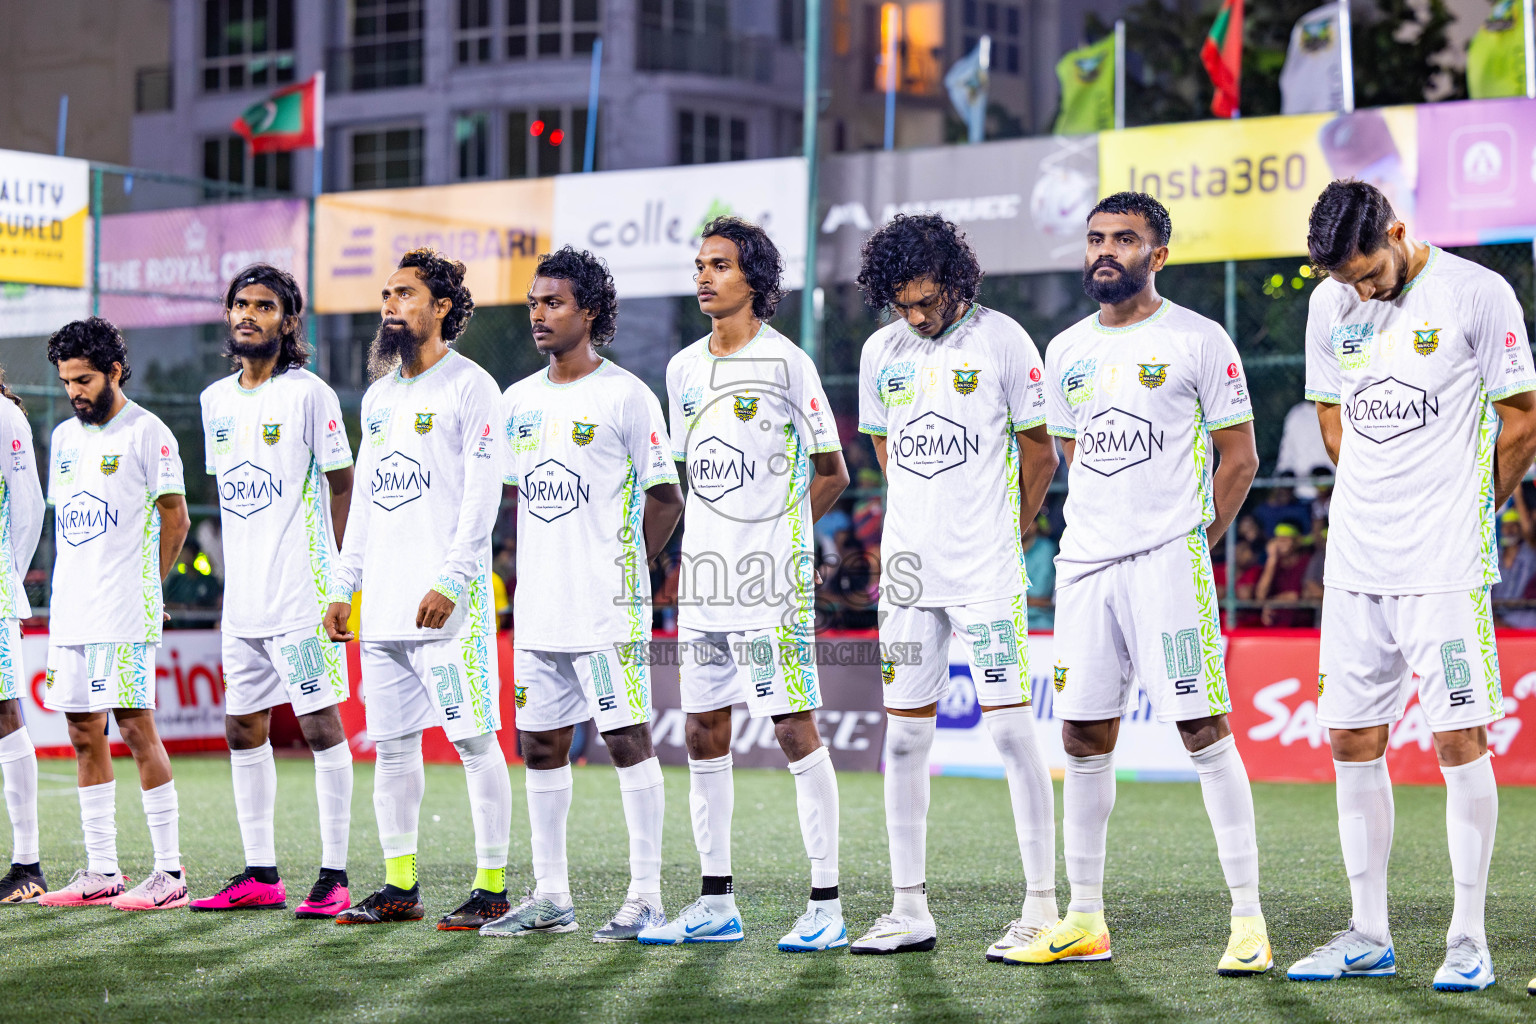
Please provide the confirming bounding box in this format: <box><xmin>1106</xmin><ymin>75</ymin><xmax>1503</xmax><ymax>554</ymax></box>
<box><xmin>638</xmin><ymin>216</ymin><xmax>850</xmax><ymax>951</ymax></box>
<box><xmin>39</xmin><ymin>317</ymin><xmax>192</xmax><ymax>911</ymax></box>
<box><xmin>323</xmin><ymin>249</ymin><xmax>513</xmax><ymax>931</ymax></box>
<box><xmin>483</xmin><ymin>247</ymin><xmax>685</xmax><ymax>941</ymax></box>
<box><xmin>850</xmin><ymin>214</ymin><xmax>1060</xmax><ymax>958</ymax></box>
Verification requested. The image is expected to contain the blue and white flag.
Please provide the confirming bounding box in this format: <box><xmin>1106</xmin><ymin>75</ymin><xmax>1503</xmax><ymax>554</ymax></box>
<box><xmin>945</xmin><ymin>37</ymin><xmax>991</xmax><ymax>143</ymax></box>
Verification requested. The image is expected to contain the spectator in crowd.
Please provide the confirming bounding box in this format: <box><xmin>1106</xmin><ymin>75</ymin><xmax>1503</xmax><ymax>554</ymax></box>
<box><xmin>1023</xmin><ymin>513</ymin><xmax>1056</xmax><ymax>633</ymax></box>
<box><xmin>1303</xmin><ymin>528</ymin><xmax>1327</xmax><ymax>603</ymax></box>
<box><xmin>1307</xmin><ymin>465</ymin><xmax>1333</xmax><ymax>537</ymax></box>
<box><xmin>1493</xmin><ymin>488</ymin><xmax>1536</xmax><ymax>629</ymax></box>
<box><xmin>1275</xmin><ymin>400</ymin><xmax>1332</xmax><ymax>499</ymax></box>
<box><xmin>1213</xmin><ymin>537</ymin><xmax>1263</xmax><ymax>628</ymax></box>
<box><xmin>1256</xmin><ymin>523</ymin><xmax>1313</xmax><ymax>627</ymax></box>
<box><xmin>1236</xmin><ymin>514</ymin><xmax>1266</xmax><ymax>566</ymax></box>
<box><xmin>1252</xmin><ymin>472</ymin><xmax>1313</xmax><ymax>538</ymax></box>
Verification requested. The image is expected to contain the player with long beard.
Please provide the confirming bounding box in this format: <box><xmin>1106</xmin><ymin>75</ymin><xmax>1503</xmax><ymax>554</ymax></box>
<box><xmin>39</xmin><ymin>318</ymin><xmax>191</xmax><ymax>911</ymax></box>
<box><xmin>486</xmin><ymin>247</ymin><xmax>683</xmax><ymax>941</ymax></box>
<box><xmin>192</xmin><ymin>265</ymin><xmax>356</xmax><ymax>918</ymax></box>
<box><xmin>324</xmin><ymin>248</ymin><xmax>513</xmax><ymax>930</ymax></box>
<box><xmin>1287</xmin><ymin>181</ymin><xmax>1536</xmax><ymax>991</ymax></box>
<box><xmin>851</xmin><ymin>214</ymin><xmax>1058</xmax><ymax>958</ymax></box>
<box><xmin>638</xmin><ymin>217</ymin><xmax>850</xmax><ymax>950</ymax></box>
<box><xmin>1009</xmin><ymin>193</ymin><xmax>1267</xmax><ymax>974</ymax></box>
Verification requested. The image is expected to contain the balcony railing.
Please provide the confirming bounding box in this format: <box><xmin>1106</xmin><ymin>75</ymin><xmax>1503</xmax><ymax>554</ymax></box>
<box><xmin>327</xmin><ymin>40</ymin><xmax>424</xmax><ymax>92</ymax></box>
<box><xmin>636</xmin><ymin>27</ymin><xmax>776</xmax><ymax>84</ymax></box>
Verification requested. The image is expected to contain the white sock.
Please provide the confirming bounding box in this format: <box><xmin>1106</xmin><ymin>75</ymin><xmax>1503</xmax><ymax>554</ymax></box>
<box><xmin>983</xmin><ymin>706</ymin><xmax>1055</xmax><ymax>913</ymax></box>
<box><xmin>526</xmin><ymin>763</ymin><xmax>573</xmax><ymax>899</ymax></box>
<box><xmin>1189</xmin><ymin>734</ymin><xmax>1261</xmax><ymax>918</ymax></box>
<box><xmin>1335</xmin><ymin>755</ymin><xmax>1393</xmax><ymax>944</ymax></box>
<box><xmin>788</xmin><ymin>745</ymin><xmax>840</xmax><ymax>889</ymax></box>
<box><xmin>1065</xmin><ymin>751</ymin><xmax>1115</xmax><ymax>914</ymax></box>
<box><xmin>373</xmin><ymin>732</ymin><xmax>424</xmax><ymax>865</ymax></box>
<box><xmin>230</xmin><ymin>741</ymin><xmax>277</xmax><ymax>868</ymax></box>
<box><xmin>616</xmin><ymin>757</ymin><xmax>664</xmax><ymax>903</ymax></box>
<box><xmin>0</xmin><ymin>728</ymin><xmax>38</xmax><ymax>864</ymax></box>
<box><xmin>1442</xmin><ymin>752</ymin><xmax>1497</xmax><ymax>947</ymax></box>
<box><xmin>455</xmin><ymin>734</ymin><xmax>511</xmax><ymax>879</ymax></box>
<box><xmin>312</xmin><ymin>741</ymin><xmax>353</xmax><ymax>871</ymax></box>
<box><xmin>79</xmin><ymin>780</ymin><xmax>118</xmax><ymax>876</ymax></box>
<box><xmin>688</xmin><ymin>754</ymin><xmax>734</xmax><ymax>878</ymax></box>
<box><xmin>141</xmin><ymin>780</ymin><xmax>180</xmax><ymax>873</ymax></box>
<box><xmin>883</xmin><ymin>714</ymin><xmax>934</xmax><ymax>892</ymax></box>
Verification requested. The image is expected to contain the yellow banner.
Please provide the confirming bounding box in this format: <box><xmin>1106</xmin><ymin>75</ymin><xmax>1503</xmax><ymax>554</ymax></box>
<box><xmin>314</xmin><ymin>178</ymin><xmax>554</xmax><ymax>313</ymax></box>
<box><xmin>1098</xmin><ymin>108</ymin><xmax>1417</xmax><ymax>264</ymax></box>
<box><xmin>0</xmin><ymin>149</ymin><xmax>89</xmax><ymax>288</ymax></box>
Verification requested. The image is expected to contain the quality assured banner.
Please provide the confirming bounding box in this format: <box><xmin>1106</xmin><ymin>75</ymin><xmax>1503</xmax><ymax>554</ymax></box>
<box><xmin>1416</xmin><ymin>96</ymin><xmax>1536</xmax><ymax>246</ymax></box>
<box><xmin>551</xmin><ymin>158</ymin><xmax>807</xmax><ymax>299</ymax></box>
<box><xmin>0</xmin><ymin>148</ymin><xmax>90</xmax><ymax>288</ymax></box>
<box><xmin>314</xmin><ymin>178</ymin><xmax>553</xmax><ymax>314</ymax></box>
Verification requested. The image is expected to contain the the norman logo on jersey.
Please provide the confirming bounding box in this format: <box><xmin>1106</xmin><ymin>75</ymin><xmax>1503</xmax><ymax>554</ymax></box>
<box><xmin>571</xmin><ymin>421</ymin><xmax>597</xmax><ymax>446</ymax></box>
<box><xmin>58</xmin><ymin>492</ymin><xmax>117</xmax><ymax>546</ymax></box>
<box><xmin>688</xmin><ymin>436</ymin><xmax>755</xmax><ymax>502</ymax></box>
<box><xmin>218</xmin><ymin>461</ymin><xmax>281</xmax><ymax>519</ymax></box>
<box><xmin>100</xmin><ymin>454</ymin><xmax>120</xmax><ymax>476</ymax></box>
<box><xmin>1076</xmin><ymin>408</ymin><xmax>1164</xmax><ymax>477</ymax></box>
<box><xmin>371</xmin><ymin>450</ymin><xmax>431</xmax><ymax>510</ymax></box>
<box><xmin>953</xmin><ymin>369</ymin><xmax>980</xmax><ymax>395</ymax></box>
<box><xmin>1063</xmin><ymin>358</ymin><xmax>1097</xmax><ymax>407</ymax></box>
<box><xmin>262</xmin><ymin>422</ymin><xmax>281</xmax><ymax>445</ymax></box>
<box><xmin>733</xmin><ymin>395</ymin><xmax>759</xmax><ymax>422</ymax></box>
<box><xmin>893</xmin><ymin>412</ymin><xmax>979</xmax><ymax>479</ymax></box>
<box><xmin>414</xmin><ymin>411</ymin><xmax>435</xmax><ymax>435</ymax></box>
<box><xmin>1332</xmin><ymin>322</ymin><xmax>1374</xmax><ymax>370</ymax></box>
<box><xmin>1345</xmin><ymin>377</ymin><xmax>1439</xmax><ymax>444</ymax></box>
<box><xmin>1137</xmin><ymin>363</ymin><xmax>1169</xmax><ymax>388</ymax></box>
<box><xmin>523</xmin><ymin>458</ymin><xmax>589</xmax><ymax>522</ymax></box>
<box><xmin>1413</xmin><ymin>328</ymin><xmax>1441</xmax><ymax>356</ymax></box>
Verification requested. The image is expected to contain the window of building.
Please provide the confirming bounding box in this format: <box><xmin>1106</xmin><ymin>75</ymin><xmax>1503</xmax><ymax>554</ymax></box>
<box><xmin>350</xmin><ymin>126</ymin><xmax>424</xmax><ymax>189</ymax></box>
<box><xmin>1004</xmin><ymin>43</ymin><xmax>1018</xmax><ymax>74</ymax></box>
<box><xmin>457</xmin><ymin>0</ymin><xmax>495</xmax><ymax>64</ymax></box>
<box><xmin>506</xmin><ymin>0</ymin><xmax>601</xmax><ymax>61</ymax></box>
<box><xmin>676</xmin><ymin>109</ymin><xmax>746</xmax><ymax>165</ymax></box>
<box><xmin>455</xmin><ymin>113</ymin><xmax>492</xmax><ymax>179</ymax></box>
<box><xmin>202</xmin><ymin>0</ymin><xmax>296</xmax><ymax>93</ymax></box>
<box><xmin>509</xmin><ymin>105</ymin><xmax>590</xmax><ymax>175</ymax></box>
<box><xmin>963</xmin><ymin>0</ymin><xmax>978</xmax><ymax>28</ymax></box>
<box><xmin>346</xmin><ymin>0</ymin><xmax>424</xmax><ymax>89</ymax></box>
<box><xmin>202</xmin><ymin>135</ymin><xmax>294</xmax><ymax>192</ymax></box>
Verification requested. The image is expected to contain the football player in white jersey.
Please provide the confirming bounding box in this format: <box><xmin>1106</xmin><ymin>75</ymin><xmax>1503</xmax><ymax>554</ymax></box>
<box><xmin>638</xmin><ymin>217</ymin><xmax>850</xmax><ymax>950</ymax></box>
<box><xmin>488</xmin><ymin>247</ymin><xmax>683</xmax><ymax>941</ymax></box>
<box><xmin>192</xmin><ymin>265</ymin><xmax>356</xmax><ymax>918</ymax></box>
<box><xmin>0</xmin><ymin>368</ymin><xmax>47</xmax><ymax>905</ymax></box>
<box><xmin>1286</xmin><ymin>181</ymin><xmax>1536</xmax><ymax>991</ymax></box>
<box><xmin>1012</xmin><ymin>193</ymin><xmax>1267</xmax><ymax>973</ymax></box>
<box><xmin>323</xmin><ymin>249</ymin><xmax>513</xmax><ymax>930</ymax></box>
<box><xmin>852</xmin><ymin>214</ymin><xmax>1059</xmax><ymax>957</ymax></box>
<box><xmin>38</xmin><ymin>318</ymin><xmax>191</xmax><ymax>911</ymax></box>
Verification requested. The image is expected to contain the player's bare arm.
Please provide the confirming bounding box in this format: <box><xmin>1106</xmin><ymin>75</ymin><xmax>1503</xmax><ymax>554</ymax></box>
<box><xmin>1206</xmin><ymin>422</ymin><xmax>1259</xmax><ymax>548</ymax></box>
<box><xmin>1492</xmin><ymin>389</ymin><xmax>1536</xmax><ymax>509</ymax></box>
<box><xmin>156</xmin><ymin>493</ymin><xmax>190</xmax><ymax>583</ymax></box>
<box><xmin>327</xmin><ymin>465</ymin><xmax>353</xmax><ymax>547</ymax></box>
<box><xmin>1315</xmin><ymin>402</ymin><xmax>1342</xmax><ymax>465</ymax></box>
<box><xmin>1015</xmin><ymin>426</ymin><xmax>1057</xmax><ymax>532</ymax></box>
<box><xmin>642</xmin><ymin>482</ymin><xmax>684</xmax><ymax>565</ymax></box>
<box><xmin>870</xmin><ymin>433</ymin><xmax>888</xmax><ymax>475</ymax></box>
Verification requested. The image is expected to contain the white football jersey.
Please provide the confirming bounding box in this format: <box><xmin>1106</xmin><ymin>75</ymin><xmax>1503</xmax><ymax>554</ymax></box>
<box><xmin>201</xmin><ymin>368</ymin><xmax>354</xmax><ymax>639</ymax></box>
<box><xmin>1305</xmin><ymin>246</ymin><xmax>1536</xmax><ymax>595</ymax></box>
<box><xmin>48</xmin><ymin>401</ymin><xmax>185</xmax><ymax>645</ymax></box>
<box><xmin>1046</xmin><ymin>299</ymin><xmax>1254</xmax><ymax>581</ymax></box>
<box><xmin>0</xmin><ymin>400</ymin><xmax>43</xmax><ymax>620</ymax></box>
<box><xmin>328</xmin><ymin>351</ymin><xmax>501</xmax><ymax>642</ymax></box>
<box><xmin>858</xmin><ymin>304</ymin><xmax>1047</xmax><ymax>607</ymax></box>
<box><xmin>503</xmin><ymin>358</ymin><xmax>677</xmax><ymax>652</ymax></box>
<box><xmin>667</xmin><ymin>324</ymin><xmax>840</xmax><ymax>632</ymax></box>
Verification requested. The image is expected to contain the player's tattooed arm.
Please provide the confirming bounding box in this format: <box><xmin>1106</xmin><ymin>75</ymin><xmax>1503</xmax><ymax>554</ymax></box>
<box><xmin>1206</xmin><ymin>422</ymin><xmax>1258</xmax><ymax>548</ymax></box>
<box><xmin>1315</xmin><ymin>402</ymin><xmax>1342</xmax><ymax>466</ymax></box>
<box><xmin>1493</xmin><ymin>389</ymin><xmax>1536</xmax><ymax>509</ymax></box>
<box><xmin>326</xmin><ymin>466</ymin><xmax>353</xmax><ymax>548</ymax></box>
<box><xmin>641</xmin><ymin>482</ymin><xmax>684</xmax><ymax>565</ymax></box>
<box><xmin>1015</xmin><ymin>425</ymin><xmax>1058</xmax><ymax>532</ymax></box>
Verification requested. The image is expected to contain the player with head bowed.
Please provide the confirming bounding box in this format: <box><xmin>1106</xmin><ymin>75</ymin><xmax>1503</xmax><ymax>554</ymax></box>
<box><xmin>191</xmin><ymin>264</ymin><xmax>357</xmax><ymax>918</ymax></box>
<box><xmin>323</xmin><ymin>248</ymin><xmax>513</xmax><ymax>930</ymax></box>
<box><xmin>1011</xmin><ymin>192</ymin><xmax>1266</xmax><ymax>974</ymax></box>
<box><xmin>486</xmin><ymin>246</ymin><xmax>683</xmax><ymax>941</ymax></box>
<box><xmin>1286</xmin><ymin>180</ymin><xmax>1536</xmax><ymax>992</ymax></box>
<box><xmin>638</xmin><ymin>217</ymin><xmax>851</xmax><ymax>951</ymax></box>
<box><xmin>39</xmin><ymin>317</ymin><xmax>192</xmax><ymax>911</ymax></box>
<box><xmin>852</xmin><ymin>213</ymin><xmax>1059</xmax><ymax>958</ymax></box>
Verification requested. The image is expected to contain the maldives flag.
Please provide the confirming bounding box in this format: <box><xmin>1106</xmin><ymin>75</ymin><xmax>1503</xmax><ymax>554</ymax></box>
<box><xmin>231</xmin><ymin>73</ymin><xmax>324</xmax><ymax>153</ymax></box>
<box><xmin>1201</xmin><ymin>0</ymin><xmax>1243</xmax><ymax>118</ymax></box>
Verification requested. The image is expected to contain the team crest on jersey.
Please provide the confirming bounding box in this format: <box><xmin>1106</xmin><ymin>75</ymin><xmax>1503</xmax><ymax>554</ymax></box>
<box><xmin>1413</xmin><ymin>328</ymin><xmax>1441</xmax><ymax>356</ymax></box>
<box><xmin>1137</xmin><ymin>363</ymin><xmax>1169</xmax><ymax>389</ymax></box>
<box><xmin>514</xmin><ymin>685</ymin><xmax>528</xmax><ymax>709</ymax></box>
<box><xmin>262</xmin><ymin>423</ymin><xmax>281</xmax><ymax>446</ymax></box>
<box><xmin>1053</xmin><ymin>663</ymin><xmax>1068</xmax><ymax>693</ymax></box>
<box><xmin>571</xmin><ymin>422</ymin><xmax>597</xmax><ymax>446</ymax></box>
<box><xmin>953</xmin><ymin>369</ymin><xmax>980</xmax><ymax>395</ymax></box>
<box><xmin>414</xmin><ymin>412</ymin><xmax>435</xmax><ymax>435</ymax></box>
<box><xmin>733</xmin><ymin>395</ymin><xmax>759</xmax><ymax>422</ymax></box>
<box><xmin>100</xmin><ymin>454</ymin><xmax>120</xmax><ymax>476</ymax></box>
<box><xmin>880</xmin><ymin>660</ymin><xmax>895</xmax><ymax>685</ymax></box>
<box><xmin>1317</xmin><ymin>673</ymin><xmax>1326</xmax><ymax>696</ymax></box>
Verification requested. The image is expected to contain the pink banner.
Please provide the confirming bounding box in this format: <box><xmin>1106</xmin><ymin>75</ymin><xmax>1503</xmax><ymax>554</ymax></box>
<box><xmin>1417</xmin><ymin>97</ymin><xmax>1536</xmax><ymax>247</ymax></box>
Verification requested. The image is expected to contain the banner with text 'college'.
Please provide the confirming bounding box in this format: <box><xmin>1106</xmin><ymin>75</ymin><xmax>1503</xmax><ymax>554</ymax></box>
<box><xmin>0</xmin><ymin>149</ymin><xmax>89</xmax><ymax>288</ymax></box>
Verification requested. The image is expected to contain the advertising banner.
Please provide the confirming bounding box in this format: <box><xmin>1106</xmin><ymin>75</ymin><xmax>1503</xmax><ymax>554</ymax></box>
<box><xmin>0</xmin><ymin>283</ymin><xmax>89</xmax><ymax>340</ymax></box>
<box><xmin>819</xmin><ymin>135</ymin><xmax>1098</xmax><ymax>282</ymax></box>
<box><xmin>314</xmin><ymin>178</ymin><xmax>553</xmax><ymax>314</ymax></box>
<box><xmin>96</xmin><ymin>199</ymin><xmax>309</xmax><ymax>328</ymax></box>
<box><xmin>1098</xmin><ymin>108</ymin><xmax>1417</xmax><ymax>263</ymax></box>
<box><xmin>551</xmin><ymin>158</ymin><xmax>807</xmax><ymax>299</ymax></box>
<box><xmin>0</xmin><ymin>149</ymin><xmax>90</xmax><ymax>288</ymax></box>
<box><xmin>1417</xmin><ymin>97</ymin><xmax>1536</xmax><ymax>246</ymax></box>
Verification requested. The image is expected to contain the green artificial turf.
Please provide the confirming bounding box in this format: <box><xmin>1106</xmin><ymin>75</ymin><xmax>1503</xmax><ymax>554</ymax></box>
<box><xmin>2</xmin><ymin>755</ymin><xmax>1534</xmax><ymax>1023</ymax></box>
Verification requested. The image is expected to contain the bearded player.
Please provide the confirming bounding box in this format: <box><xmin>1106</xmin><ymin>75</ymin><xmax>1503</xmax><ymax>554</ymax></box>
<box><xmin>1009</xmin><ymin>193</ymin><xmax>1267</xmax><ymax>974</ymax></box>
<box><xmin>488</xmin><ymin>247</ymin><xmax>682</xmax><ymax>941</ymax></box>
<box><xmin>1286</xmin><ymin>180</ymin><xmax>1536</xmax><ymax>991</ymax></box>
<box><xmin>852</xmin><ymin>214</ymin><xmax>1059</xmax><ymax>958</ymax></box>
<box><xmin>324</xmin><ymin>249</ymin><xmax>513</xmax><ymax>930</ymax></box>
<box><xmin>192</xmin><ymin>265</ymin><xmax>355</xmax><ymax>918</ymax></box>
